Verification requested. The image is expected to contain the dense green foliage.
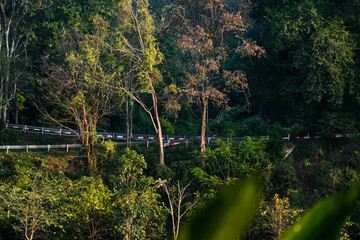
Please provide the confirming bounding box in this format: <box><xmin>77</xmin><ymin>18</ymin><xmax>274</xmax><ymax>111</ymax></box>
<box><xmin>1</xmin><ymin>0</ymin><xmax>360</xmax><ymax>239</ymax></box>
<box><xmin>251</xmin><ymin>0</ymin><xmax>360</xmax><ymax>133</ymax></box>
<box><xmin>1</xmin><ymin>0</ymin><xmax>359</xmax><ymax>135</ymax></box>
<box><xmin>0</xmin><ymin>137</ymin><xmax>359</xmax><ymax>239</ymax></box>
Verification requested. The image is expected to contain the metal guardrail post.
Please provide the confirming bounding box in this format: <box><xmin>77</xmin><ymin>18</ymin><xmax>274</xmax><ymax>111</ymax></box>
<box><xmin>6</xmin><ymin>145</ymin><xmax>9</xmax><ymax>153</ymax></box>
<box><xmin>147</xmin><ymin>134</ymin><xmax>150</xmax><ymax>148</ymax></box>
<box><xmin>47</xmin><ymin>145</ymin><xmax>50</xmax><ymax>151</ymax></box>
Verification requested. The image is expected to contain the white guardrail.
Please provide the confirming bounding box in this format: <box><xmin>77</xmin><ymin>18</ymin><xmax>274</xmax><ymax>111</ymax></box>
<box><xmin>3</xmin><ymin>123</ymin><xmax>360</xmax><ymax>152</ymax></box>
<box><xmin>0</xmin><ymin>144</ymin><xmax>81</xmax><ymax>153</ymax></box>
<box><xmin>5</xmin><ymin>123</ymin><xmax>190</xmax><ymax>142</ymax></box>
<box><xmin>4</xmin><ymin>123</ymin><xmax>191</xmax><ymax>150</ymax></box>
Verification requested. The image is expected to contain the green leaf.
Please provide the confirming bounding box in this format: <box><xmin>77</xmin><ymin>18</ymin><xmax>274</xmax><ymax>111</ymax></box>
<box><xmin>279</xmin><ymin>184</ymin><xmax>358</xmax><ymax>240</ymax></box>
<box><xmin>178</xmin><ymin>175</ymin><xmax>261</xmax><ymax>240</ymax></box>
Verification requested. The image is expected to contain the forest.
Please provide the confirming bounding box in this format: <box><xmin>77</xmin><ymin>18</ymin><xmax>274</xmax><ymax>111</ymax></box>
<box><xmin>0</xmin><ymin>0</ymin><xmax>360</xmax><ymax>239</ymax></box>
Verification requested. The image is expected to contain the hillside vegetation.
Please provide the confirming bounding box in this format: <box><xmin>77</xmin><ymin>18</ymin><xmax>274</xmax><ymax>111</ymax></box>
<box><xmin>0</xmin><ymin>0</ymin><xmax>360</xmax><ymax>239</ymax></box>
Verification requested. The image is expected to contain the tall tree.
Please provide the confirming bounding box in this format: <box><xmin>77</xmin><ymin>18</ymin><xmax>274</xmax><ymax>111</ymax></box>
<box><xmin>0</xmin><ymin>0</ymin><xmax>28</xmax><ymax>124</ymax></box>
<box><xmin>176</xmin><ymin>0</ymin><xmax>264</xmax><ymax>152</ymax></box>
<box><xmin>0</xmin><ymin>167</ymin><xmax>68</xmax><ymax>240</ymax></box>
<box><xmin>39</xmin><ymin>23</ymin><xmax>118</xmax><ymax>175</ymax></box>
<box><xmin>114</xmin><ymin>0</ymin><xmax>166</xmax><ymax>165</ymax></box>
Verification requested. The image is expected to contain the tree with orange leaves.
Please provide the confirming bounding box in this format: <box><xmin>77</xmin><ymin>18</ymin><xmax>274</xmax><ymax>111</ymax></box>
<box><xmin>176</xmin><ymin>0</ymin><xmax>264</xmax><ymax>152</ymax></box>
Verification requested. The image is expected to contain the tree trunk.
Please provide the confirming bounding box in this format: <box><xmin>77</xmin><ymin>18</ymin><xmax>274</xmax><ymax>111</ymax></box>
<box><xmin>4</xmin><ymin>16</ymin><xmax>10</xmax><ymax>125</ymax></box>
<box><xmin>88</xmin><ymin>124</ymin><xmax>98</xmax><ymax>176</ymax></box>
<box><xmin>126</xmin><ymin>94</ymin><xmax>131</xmax><ymax>148</ymax></box>
<box><xmin>79</xmin><ymin>124</ymin><xmax>96</xmax><ymax>176</ymax></box>
<box><xmin>130</xmin><ymin>99</ymin><xmax>133</xmax><ymax>145</ymax></box>
<box><xmin>3</xmin><ymin>61</ymin><xmax>9</xmax><ymax>124</ymax></box>
<box><xmin>126</xmin><ymin>75</ymin><xmax>133</xmax><ymax>148</ymax></box>
<box><xmin>200</xmin><ymin>98</ymin><xmax>208</xmax><ymax>153</ymax></box>
<box><xmin>157</xmin><ymin>120</ymin><xmax>165</xmax><ymax>165</ymax></box>
<box><xmin>87</xmin><ymin>143</ymin><xmax>97</xmax><ymax>176</ymax></box>
<box><xmin>152</xmin><ymin>90</ymin><xmax>165</xmax><ymax>165</ymax></box>
<box><xmin>15</xmin><ymin>98</ymin><xmax>19</xmax><ymax>124</ymax></box>
<box><xmin>15</xmin><ymin>108</ymin><xmax>19</xmax><ymax>124</ymax></box>
<box><xmin>2</xmin><ymin>101</ymin><xmax>7</xmax><ymax>124</ymax></box>
<box><xmin>0</xmin><ymin>76</ymin><xmax>3</xmax><ymax>123</ymax></box>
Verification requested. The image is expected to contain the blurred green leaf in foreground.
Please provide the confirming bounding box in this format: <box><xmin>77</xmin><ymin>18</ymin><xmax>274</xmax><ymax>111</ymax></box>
<box><xmin>279</xmin><ymin>183</ymin><xmax>358</xmax><ymax>240</ymax></box>
<box><xmin>178</xmin><ymin>175</ymin><xmax>358</xmax><ymax>240</ymax></box>
<box><xmin>178</xmin><ymin>175</ymin><xmax>261</xmax><ymax>240</ymax></box>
